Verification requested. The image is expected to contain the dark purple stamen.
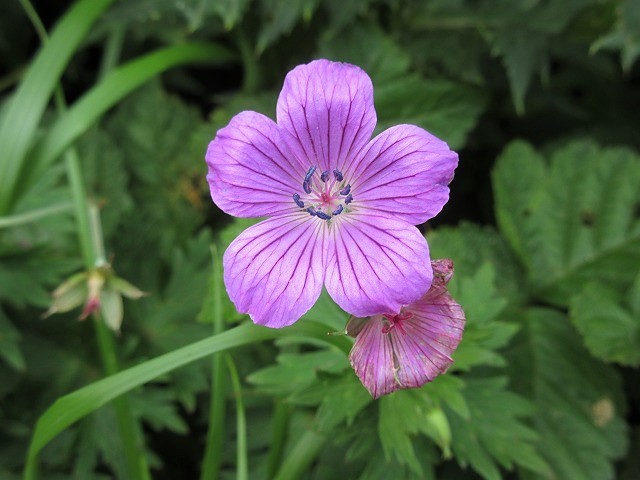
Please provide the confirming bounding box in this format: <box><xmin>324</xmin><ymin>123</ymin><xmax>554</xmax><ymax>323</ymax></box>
<box><xmin>345</xmin><ymin>194</ymin><xmax>353</xmax><ymax>204</ymax></box>
<box><xmin>332</xmin><ymin>205</ymin><xmax>343</xmax><ymax>216</ymax></box>
<box><xmin>333</xmin><ymin>169</ymin><xmax>343</xmax><ymax>182</ymax></box>
<box><xmin>306</xmin><ymin>207</ymin><xmax>317</xmax><ymax>216</ymax></box>
<box><xmin>293</xmin><ymin>193</ymin><xmax>304</xmax><ymax>208</ymax></box>
<box><xmin>303</xmin><ymin>166</ymin><xmax>317</xmax><ymax>194</ymax></box>
<box><xmin>316</xmin><ymin>211</ymin><xmax>331</xmax><ymax>220</ymax></box>
<box><xmin>339</xmin><ymin>184</ymin><xmax>351</xmax><ymax>196</ymax></box>
<box><xmin>320</xmin><ymin>170</ymin><xmax>330</xmax><ymax>182</ymax></box>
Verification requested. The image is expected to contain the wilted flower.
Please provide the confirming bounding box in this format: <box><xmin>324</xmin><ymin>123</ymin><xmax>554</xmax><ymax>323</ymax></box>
<box><xmin>348</xmin><ymin>259</ymin><xmax>465</xmax><ymax>399</ymax></box>
<box><xmin>44</xmin><ymin>265</ymin><xmax>146</xmax><ymax>332</ymax></box>
<box><xmin>206</xmin><ymin>59</ymin><xmax>458</xmax><ymax>328</ymax></box>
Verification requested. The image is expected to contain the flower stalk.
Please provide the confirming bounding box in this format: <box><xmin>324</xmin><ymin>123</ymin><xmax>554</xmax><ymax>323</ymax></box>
<box><xmin>17</xmin><ymin>2</ymin><xmax>151</xmax><ymax>477</ymax></box>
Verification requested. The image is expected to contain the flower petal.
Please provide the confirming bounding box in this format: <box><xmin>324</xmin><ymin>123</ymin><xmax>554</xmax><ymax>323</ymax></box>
<box><xmin>325</xmin><ymin>214</ymin><xmax>432</xmax><ymax>317</ymax></box>
<box><xmin>390</xmin><ymin>288</ymin><xmax>465</xmax><ymax>391</ymax></box>
<box><xmin>277</xmin><ymin>59</ymin><xmax>377</xmax><ymax>173</ymax></box>
<box><xmin>349</xmin><ymin>259</ymin><xmax>465</xmax><ymax>399</ymax></box>
<box><xmin>347</xmin><ymin>125</ymin><xmax>458</xmax><ymax>224</ymax></box>
<box><xmin>348</xmin><ymin>318</ymin><xmax>396</xmax><ymax>399</ymax></box>
<box><xmin>223</xmin><ymin>215</ymin><xmax>326</xmax><ymax>328</ymax></box>
<box><xmin>206</xmin><ymin>111</ymin><xmax>306</xmax><ymax>218</ymax></box>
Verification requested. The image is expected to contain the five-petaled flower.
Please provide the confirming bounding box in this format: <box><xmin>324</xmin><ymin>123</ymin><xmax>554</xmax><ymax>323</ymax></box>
<box><xmin>206</xmin><ymin>60</ymin><xmax>459</xmax><ymax>328</ymax></box>
<box><xmin>347</xmin><ymin>259</ymin><xmax>465</xmax><ymax>399</ymax></box>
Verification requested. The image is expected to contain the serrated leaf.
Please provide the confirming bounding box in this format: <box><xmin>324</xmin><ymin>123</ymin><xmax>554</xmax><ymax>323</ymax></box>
<box><xmin>318</xmin><ymin>23</ymin><xmax>411</xmax><ymax>84</ymax></box>
<box><xmin>428</xmin><ymin>222</ymin><xmax>527</xmax><ymax>304</ymax></box>
<box><xmin>493</xmin><ymin>139</ymin><xmax>640</xmax><ymax>305</ymax></box>
<box><xmin>256</xmin><ymin>0</ymin><xmax>317</xmax><ymax>54</ymax></box>
<box><xmin>247</xmin><ymin>350</ymin><xmax>348</xmax><ymax>395</ymax></box>
<box><xmin>571</xmin><ymin>280</ymin><xmax>640</xmax><ymax>366</ymax></box>
<box><xmin>447</xmin><ymin>377</ymin><xmax>549</xmax><ymax>480</ymax></box>
<box><xmin>592</xmin><ymin>0</ymin><xmax>640</xmax><ymax>71</ymax></box>
<box><xmin>507</xmin><ymin>308</ymin><xmax>628</xmax><ymax>480</ymax></box>
<box><xmin>443</xmin><ymin>262</ymin><xmax>518</xmax><ymax>371</ymax></box>
<box><xmin>318</xmin><ymin>23</ymin><xmax>486</xmax><ymax>149</ymax></box>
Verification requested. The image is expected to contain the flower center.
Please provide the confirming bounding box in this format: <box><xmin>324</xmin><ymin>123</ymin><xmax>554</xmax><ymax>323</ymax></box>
<box><xmin>292</xmin><ymin>166</ymin><xmax>354</xmax><ymax>221</ymax></box>
<box><xmin>381</xmin><ymin>311</ymin><xmax>413</xmax><ymax>335</ymax></box>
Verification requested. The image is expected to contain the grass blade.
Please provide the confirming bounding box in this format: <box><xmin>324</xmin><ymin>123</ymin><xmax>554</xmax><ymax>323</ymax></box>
<box><xmin>24</xmin><ymin>321</ymin><xmax>349</xmax><ymax>478</ymax></box>
<box><xmin>0</xmin><ymin>0</ymin><xmax>115</xmax><ymax>214</ymax></box>
<box><xmin>21</xmin><ymin>42</ymin><xmax>236</xmax><ymax>203</ymax></box>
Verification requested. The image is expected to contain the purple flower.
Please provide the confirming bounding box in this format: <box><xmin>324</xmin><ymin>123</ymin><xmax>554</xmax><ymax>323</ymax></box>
<box><xmin>206</xmin><ymin>60</ymin><xmax>458</xmax><ymax>328</ymax></box>
<box><xmin>348</xmin><ymin>259</ymin><xmax>465</xmax><ymax>399</ymax></box>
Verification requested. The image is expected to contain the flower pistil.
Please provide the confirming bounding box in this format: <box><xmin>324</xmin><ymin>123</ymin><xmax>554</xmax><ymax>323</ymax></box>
<box><xmin>293</xmin><ymin>165</ymin><xmax>354</xmax><ymax>221</ymax></box>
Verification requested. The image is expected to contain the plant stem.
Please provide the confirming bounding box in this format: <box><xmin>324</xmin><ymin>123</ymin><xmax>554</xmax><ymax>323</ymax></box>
<box><xmin>200</xmin><ymin>247</ymin><xmax>227</xmax><ymax>480</ymax></box>
<box><xmin>235</xmin><ymin>28</ymin><xmax>260</xmax><ymax>94</ymax></box>
<box><xmin>17</xmin><ymin>2</ymin><xmax>151</xmax><ymax>477</ymax></box>
<box><xmin>94</xmin><ymin>316</ymin><xmax>151</xmax><ymax>479</ymax></box>
<box><xmin>266</xmin><ymin>401</ymin><xmax>292</xmax><ymax>479</ymax></box>
<box><xmin>226</xmin><ymin>355</ymin><xmax>248</xmax><ymax>480</ymax></box>
<box><xmin>273</xmin><ymin>428</ymin><xmax>327</xmax><ymax>480</ymax></box>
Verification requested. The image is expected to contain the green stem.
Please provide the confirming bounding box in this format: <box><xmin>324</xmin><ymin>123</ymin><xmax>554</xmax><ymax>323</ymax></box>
<box><xmin>226</xmin><ymin>356</ymin><xmax>248</xmax><ymax>480</ymax></box>
<box><xmin>17</xmin><ymin>3</ymin><xmax>150</xmax><ymax>478</ymax></box>
<box><xmin>266</xmin><ymin>401</ymin><xmax>292</xmax><ymax>479</ymax></box>
<box><xmin>98</xmin><ymin>25</ymin><xmax>125</xmax><ymax>80</ymax></box>
<box><xmin>235</xmin><ymin>28</ymin><xmax>260</xmax><ymax>94</ymax></box>
<box><xmin>200</xmin><ymin>247</ymin><xmax>227</xmax><ymax>480</ymax></box>
<box><xmin>273</xmin><ymin>428</ymin><xmax>327</xmax><ymax>480</ymax></box>
<box><xmin>94</xmin><ymin>317</ymin><xmax>151</xmax><ymax>480</ymax></box>
<box><xmin>0</xmin><ymin>202</ymin><xmax>73</xmax><ymax>229</ymax></box>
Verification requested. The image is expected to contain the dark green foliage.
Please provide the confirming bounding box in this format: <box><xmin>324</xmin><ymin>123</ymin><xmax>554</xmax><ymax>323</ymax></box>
<box><xmin>0</xmin><ymin>0</ymin><xmax>638</xmax><ymax>479</ymax></box>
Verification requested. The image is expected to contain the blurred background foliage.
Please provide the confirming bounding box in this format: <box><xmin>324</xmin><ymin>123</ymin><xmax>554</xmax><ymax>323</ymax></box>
<box><xmin>0</xmin><ymin>0</ymin><xmax>639</xmax><ymax>478</ymax></box>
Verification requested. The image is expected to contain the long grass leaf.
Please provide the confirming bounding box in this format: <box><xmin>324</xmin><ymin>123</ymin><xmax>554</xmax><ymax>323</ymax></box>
<box><xmin>24</xmin><ymin>321</ymin><xmax>350</xmax><ymax>478</ymax></box>
<box><xmin>0</xmin><ymin>0</ymin><xmax>115</xmax><ymax>214</ymax></box>
<box><xmin>21</xmin><ymin>42</ymin><xmax>235</xmax><ymax>203</ymax></box>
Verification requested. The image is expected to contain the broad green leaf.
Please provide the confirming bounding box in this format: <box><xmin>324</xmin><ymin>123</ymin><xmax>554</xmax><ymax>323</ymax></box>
<box><xmin>507</xmin><ymin>308</ymin><xmax>628</xmax><ymax>480</ymax></box>
<box><xmin>0</xmin><ymin>0</ymin><xmax>115</xmax><ymax>214</ymax></box>
<box><xmin>447</xmin><ymin>377</ymin><xmax>549</xmax><ymax>480</ymax></box>
<box><xmin>493</xmin><ymin>139</ymin><xmax>640</xmax><ymax>305</ymax></box>
<box><xmin>24</xmin><ymin>321</ymin><xmax>346</xmax><ymax>476</ymax></box>
<box><xmin>570</xmin><ymin>278</ymin><xmax>640</xmax><ymax>366</ymax></box>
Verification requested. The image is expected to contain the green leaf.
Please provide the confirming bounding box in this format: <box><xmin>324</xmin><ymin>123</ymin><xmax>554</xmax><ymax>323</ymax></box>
<box><xmin>378</xmin><ymin>392</ymin><xmax>427</xmax><ymax>474</ymax></box>
<box><xmin>507</xmin><ymin>308</ymin><xmax>628</xmax><ymax>480</ymax></box>
<box><xmin>209</xmin><ymin>0</ymin><xmax>251</xmax><ymax>29</ymax></box>
<box><xmin>483</xmin><ymin>31</ymin><xmax>545</xmax><ymax>114</ymax></box>
<box><xmin>24</xmin><ymin>42</ymin><xmax>235</xmax><ymax>200</ymax></box>
<box><xmin>247</xmin><ymin>350</ymin><xmax>348</xmax><ymax>396</ymax></box>
<box><xmin>447</xmin><ymin>377</ymin><xmax>549</xmax><ymax>480</ymax></box>
<box><xmin>318</xmin><ymin>23</ymin><xmax>486</xmax><ymax>149</ymax></box>
<box><xmin>24</xmin><ymin>321</ymin><xmax>346</xmax><ymax>476</ymax></box>
<box><xmin>428</xmin><ymin>222</ymin><xmax>527</xmax><ymax>304</ymax></box>
<box><xmin>446</xmin><ymin>262</ymin><xmax>518</xmax><ymax>371</ymax></box>
<box><xmin>0</xmin><ymin>0</ymin><xmax>115</xmax><ymax>214</ymax></box>
<box><xmin>0</xmin><ymin>307</ymin><xmax>25</xmax><ymax>371</ymax></box>
<box><xmin>493</xmin><ymin>139</ymin><xmax>640</xmax><ymax>305</ymax></box>
<box><xmin>592</xmin><ymin>0</ymin><xmax>640</xmax><ymax>71</ymax></box>
<box><xmin>256</xmin><ymin>0</ymin><xmax>317</xmax><ymax>54</ymax></box>
<box><xmin>570</xmin><ymin>277</ymin><xmax>640</xmax><ymax>366</ymax></box>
